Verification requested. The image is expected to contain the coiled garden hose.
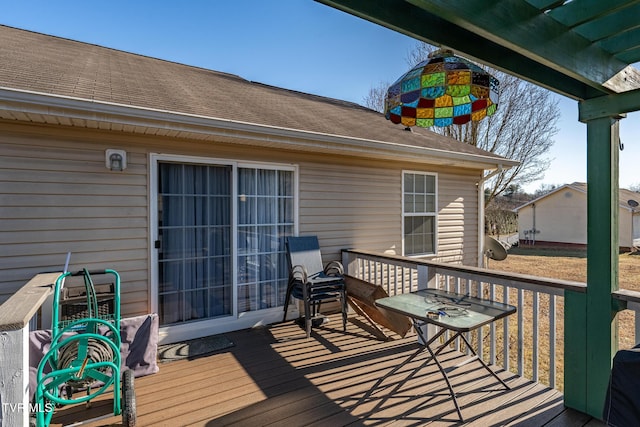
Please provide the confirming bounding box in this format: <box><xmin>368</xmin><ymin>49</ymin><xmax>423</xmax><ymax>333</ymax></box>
<box><xmin>57</xmin><ymin>335</ymin><xmax>115</xmax><ymax>387</ymax></box>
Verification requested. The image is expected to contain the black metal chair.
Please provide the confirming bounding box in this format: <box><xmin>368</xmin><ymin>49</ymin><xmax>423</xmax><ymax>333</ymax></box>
<box><xmin>282</xmin><ymin>236</ymin><xmax>348</xmax><ymax>338</ymax></box>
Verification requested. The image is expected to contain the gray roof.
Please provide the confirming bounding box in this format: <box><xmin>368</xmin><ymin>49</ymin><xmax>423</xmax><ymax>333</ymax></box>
<box><xmin>0</xmin><ymin>25</ymin><xmax>513</xmax><ymax>167</ymax></box>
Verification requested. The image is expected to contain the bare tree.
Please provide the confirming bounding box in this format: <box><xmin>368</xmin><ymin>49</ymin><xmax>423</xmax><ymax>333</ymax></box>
<box><xmin>363</xmin><ymin>81</ymin><xmax>390</xmax><ymax>112</ymax></box>
<box><xmin>364</xmin><ymin>42</ymin><xmax>558</xmax><ymax>206</ymax></box>
<box><xmin>533</xmin><ymin>183</ymin><xmax>559</xmax><ymax>197</ymax></box>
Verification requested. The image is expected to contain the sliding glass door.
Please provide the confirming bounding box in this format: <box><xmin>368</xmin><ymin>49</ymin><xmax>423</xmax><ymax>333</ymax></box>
<box><xmin>155</xmin><ymin>158</ymin><xmax>295</xmax><ymax>332</ymax></box>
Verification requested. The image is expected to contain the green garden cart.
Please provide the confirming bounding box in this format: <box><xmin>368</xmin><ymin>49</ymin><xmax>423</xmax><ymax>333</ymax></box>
<box><xmin>33</xmin><ymin>268</ymin><xmax>136</xmax><ymax>427</ymax></box>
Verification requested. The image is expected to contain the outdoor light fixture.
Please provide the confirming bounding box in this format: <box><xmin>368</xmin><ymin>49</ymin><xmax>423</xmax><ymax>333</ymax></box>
<box><xmin>105</xmin><ymin>149</ymin><xmax>127</xmax><ymax>171</ymax></box>
<box><xmin>385</xmin><ymin>49</ymin><xmax>499</xmax><ymax>127</ymax></box>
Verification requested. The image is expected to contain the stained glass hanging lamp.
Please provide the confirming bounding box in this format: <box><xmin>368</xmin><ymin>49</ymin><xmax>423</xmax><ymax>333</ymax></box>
<box><xmin>385</xmin><ymin>49</ymin><xmax>499</xmax><ymax>127</ymax></box>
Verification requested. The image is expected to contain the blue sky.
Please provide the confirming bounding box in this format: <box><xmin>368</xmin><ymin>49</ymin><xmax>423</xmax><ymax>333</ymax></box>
<box><xmin>3</xmin><ymin>0</ymin><xmax>639</xmax><ymax>193</ymax></box>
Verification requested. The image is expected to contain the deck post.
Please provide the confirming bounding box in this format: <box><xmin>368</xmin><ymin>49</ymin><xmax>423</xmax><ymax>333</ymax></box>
<box><xmin>417</xmin><ymin>264</ymin><xmax>436</xmax><ymax>290</ymax></box>
<box><xmin>416</xmin><ymin>264</ymin><xmax>438</xmax><ymax>343</ymax></box>
<box><xmin>342</xmin><ymin>249</ymin><xmax>359</xmax><ymax>277</ymax></box>
<box><xmin>564</xmin><ymin>116</ymin><xmax>621</xmax><ymax>418</ymax></box>
<box><xmin>0</xmin><ymin>272</ymin><xmax>58</xmax><ymax>427</ymax></box>
<box><xmin>0</xmin><ymin>326</ymin><xmax>30</xmax><ymax>427</ymax></box>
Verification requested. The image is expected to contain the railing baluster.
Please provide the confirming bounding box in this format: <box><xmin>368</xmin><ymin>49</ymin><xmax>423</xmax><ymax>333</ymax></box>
<box><xmin>455</xmin><ymin>277</ymin><xmax>461</xmax><ymax>351</ymax></box>
<box><xmin>518</xmin><ymin>288</ymin><xmax>525</xmax><ymax>377</ymax></box>
<box><xmin>490</xmin><ymin>282</ymin><xmax>496</xmax><ymax>365</ymax></box>
<box><xmin>393</xmin><ymin>265</ymin><xmax>398</xmax><ymax>296</ymax></box>
<box><xmin>476</xmin><ymin>280</ymin><xmax>483</xmax><ymax>359</ymax></box>
<box><xmin>374</xmin><ymin>261</ymin><xmax>379</xmax><ymax>285</ymax></box>
<box><xmin>549</xmin><ymin>293</ymin><xmax>556</xmax><ymax>389</ymax></box>
<box><xmin>402</xmin><ymin>266</ymin><xmax>406</xmax><ymax>293</ymax></box>
<box><xmin>386</xmin><ymin>263</ymin><xmax>390</xmax><ymax>295</ymax></box>
<box><xmin>366</xmin><ymin>259</ymin><xmax>371</xmax><ymax>283</ymax></box>
<box><xmin>440</xmin><ymin>273</ymin><xmax>449</xmax><ymax>344</ymax></box>
<box><xmin>532</xmin><ymin>291</ymin><xmax>539</xmax><ymax>382</ymax></box>
<box><xmin>465</xmin><ymin>277</ymin><xmax>472</xmax><ymax>355</ymax></box>
<box><xmin>503</xmin><ymin>284</ymin><xmax>510</xmax><ymax>372</ymax></box>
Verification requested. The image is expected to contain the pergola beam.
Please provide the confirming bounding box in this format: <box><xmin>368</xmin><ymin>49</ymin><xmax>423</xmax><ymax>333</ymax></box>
<box><xmin>579</xmin><ymin>87</ymin><xmax>640</xmax><ymax>122</ymax></box>
<box><xmin>547</xmin><ymin>0</ymin><xmax>638</xmax><ymax>28</ymax></box>
<box><xmin>572</xmin><ymin>3</ymin><xmax>640</xmax><ymax>42</ymax></box>
<box><xmin>406</xmin><ymin>0</ymin><xmax>636</xmax><ymax>90</ymax></box>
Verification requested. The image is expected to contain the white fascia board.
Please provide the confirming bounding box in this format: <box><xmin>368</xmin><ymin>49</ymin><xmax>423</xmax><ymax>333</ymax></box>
<box><xmin>0</xmin><ymin>87</ymin><xmax>518</xmax><ymax>170</ymax></box>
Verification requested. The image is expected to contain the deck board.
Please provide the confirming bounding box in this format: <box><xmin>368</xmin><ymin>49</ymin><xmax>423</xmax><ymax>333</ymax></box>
<box><xmin>49</xmin><ymin>314</ymin><xmax>604</xmax><ymax>427</ymax></box>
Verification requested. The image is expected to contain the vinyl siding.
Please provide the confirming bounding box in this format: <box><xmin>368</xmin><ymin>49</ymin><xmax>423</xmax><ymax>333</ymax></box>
<box><xmin>436</xmin><ymin>175</ymin><xmax>479</xmax><ymax>264</ymax></box>
<box><xmin>0</xmin><ymin>122</ymin><xmax>483</xmax><ymax>316</ymax></box>
<box><xmin>299</xmin><ymin>164</ymin><xmax>479</xmax><ymax>266</ymax></box>
<box><xmin>0</xmin><ymin>125</ymin><xmax>149</xmax><ymax>316</ymax></box>
<box><xmin>299</xmin><ymin>163</ymin><xmax>400</xmax><ymax>257</ymax></box>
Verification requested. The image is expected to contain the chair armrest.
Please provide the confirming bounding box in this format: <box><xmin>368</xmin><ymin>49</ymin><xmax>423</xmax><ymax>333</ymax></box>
<box><xmin>290</xmin><ymin>265</ymin><xmax>308</xmax><ymax>283</ymax></box>
<box><xmin>324</xmin><ymin>260</ymin><xmax>344</xmax><ymax>277</ymax></box>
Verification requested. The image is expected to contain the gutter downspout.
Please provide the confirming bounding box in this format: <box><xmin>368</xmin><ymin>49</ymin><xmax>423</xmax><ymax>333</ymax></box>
<box><xmin>477</xmin><ymin>165</ymin><xmax>503</xmax><ymax>267</ymax></box>
<box><xmin>532</xmin><ymin>203</ymin><xmax>536</xmax><ymax>245</ymax></box>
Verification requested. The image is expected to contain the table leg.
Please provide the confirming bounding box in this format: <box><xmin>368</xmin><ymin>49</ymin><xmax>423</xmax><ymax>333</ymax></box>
<box><xmin>413</xmin><ymin>321</ymin><xmax>465</xmax><ymax>421</ymax></box>
<box><xmin>425</xmin><ymin>339</ymin><xmax>466</xmax><ymax>422</ymax></box>
<box><xmin>412</xmin><ymin>321</ymin><xmax>511</xmax><ymax>422</ymax></box>
<box><xmin>457</xmin><ymin>332</ymin><xmax>511</xmax><ymax>390</ymax></box>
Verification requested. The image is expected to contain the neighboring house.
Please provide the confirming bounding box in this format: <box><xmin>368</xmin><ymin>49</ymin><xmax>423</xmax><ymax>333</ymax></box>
<box><xmin>514</xmin><ymin>182</ymin><xmax>640</xmax><ymax>249</ymax></box>
<box><xmin>0</xmin><ymin>26</ymin><xmax>516</xmax><ymax>343</ymax></box>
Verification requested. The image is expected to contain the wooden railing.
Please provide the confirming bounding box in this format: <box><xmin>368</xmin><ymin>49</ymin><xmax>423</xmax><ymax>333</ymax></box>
<box><xmin>4</xmin><ymin>259</ymin><xmax>638</xmax><ymax>424</ymax></box>
<box><xmin>0</xmin><ymin>273</ymin><xmax>58</xmax><ymax>427</ymax></box>
<box><xmin>613</xmin><ymin>289</ymin><xmax>640</xmax><ymax>348</ymax></box>
<box><xmin>342</xmin><ymin>249</ymin><xmax>587</xmax><ymax>390</ymax></box>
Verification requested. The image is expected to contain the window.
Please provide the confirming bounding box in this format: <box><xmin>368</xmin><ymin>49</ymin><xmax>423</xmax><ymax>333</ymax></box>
<box><xmin>403</xmin><ymin>172</ymin><xmax>437</xmax><ymax>256</ymax></box>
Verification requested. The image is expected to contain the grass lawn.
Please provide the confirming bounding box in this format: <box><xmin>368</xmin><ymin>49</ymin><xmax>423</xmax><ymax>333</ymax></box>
<box><xmin>488</xmin><ymin>245</ymin><xmax>640</xmax><ymax>389</ymax></box>
<box><xmin>495</xmin><ymin>246</ymin><xmax>640</xmax><ymax>290</ymax></box>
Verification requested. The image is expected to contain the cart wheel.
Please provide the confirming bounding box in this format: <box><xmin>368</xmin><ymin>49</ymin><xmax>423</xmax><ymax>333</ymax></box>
<box><xmin>122</xmin><ymin>369</ymin><xmax>137</xmax><ymax>427</ymax></box>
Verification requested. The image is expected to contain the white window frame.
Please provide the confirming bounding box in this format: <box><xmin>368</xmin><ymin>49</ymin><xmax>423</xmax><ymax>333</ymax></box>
<box><xmin>401</xmin><ymin>170</ymin><xmax>438</xmax><ymax>257</ymax></box>
<box><xmin>149</xmin><ymin>153</ymin><xmax>299</xmax><ymax>343</ymax></box>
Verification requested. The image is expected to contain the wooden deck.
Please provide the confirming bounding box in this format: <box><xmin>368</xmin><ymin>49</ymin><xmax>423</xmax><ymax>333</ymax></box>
<box><xmin>51</xmin><ymin>315</ymin><xmax>605</xmax><ymax>427</ymax></box>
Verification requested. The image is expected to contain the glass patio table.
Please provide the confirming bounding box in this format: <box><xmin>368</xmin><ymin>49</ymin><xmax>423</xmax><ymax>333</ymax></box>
<box><xmin>375</xmin><ymin>288</ymin><xmax>516</xmax><ymax>422</ymax></box>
